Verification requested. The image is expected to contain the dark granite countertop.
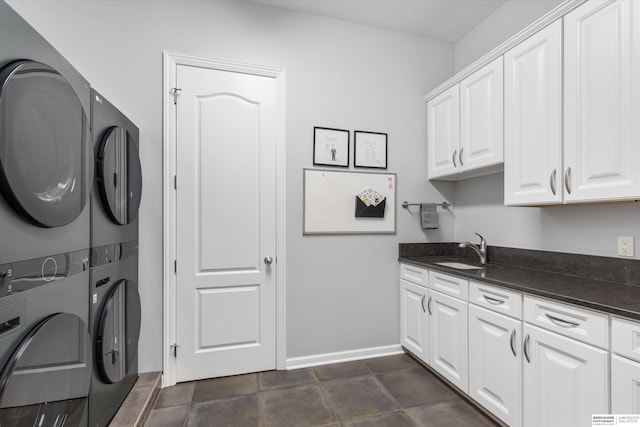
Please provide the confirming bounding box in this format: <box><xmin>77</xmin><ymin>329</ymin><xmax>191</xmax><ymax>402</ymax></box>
<box><xmin>399</xmin><ymin>243</ymin><xmax>640</xmax><ymax>322</ymax></box>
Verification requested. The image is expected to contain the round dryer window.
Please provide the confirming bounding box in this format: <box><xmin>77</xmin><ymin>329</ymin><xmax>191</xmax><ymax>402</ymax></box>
<box><xmin>96</xmin><ymin>279</ymin><xmax>141</xmax><ymax>384</ymax></box>
<box><xmin>0</xmin><ymin>60</ymin><xmax>92</xmax><ymax>228</ymax></box>
<box><xmin>0</xmin><ymin>313</ymin><xmax>91</xmax><ymax>426</ymax></box>
<box><xmin>97</xmin><ymin>127</ymin><xmax>142</xmax><ymax>225</ymax></box>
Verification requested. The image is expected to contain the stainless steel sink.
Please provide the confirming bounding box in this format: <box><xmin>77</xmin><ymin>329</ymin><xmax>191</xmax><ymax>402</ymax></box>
<box><xmin>435</xmin><ymin>262</ymin><xmax>484</xmax><ymax>270</ymax></box>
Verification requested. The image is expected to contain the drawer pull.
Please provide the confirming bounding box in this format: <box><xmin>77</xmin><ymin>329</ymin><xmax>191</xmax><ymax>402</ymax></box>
<box><xmin>545</xmin><ymin>313</ymin><xmax>580</xmax><ymax>328</ymax></box>
<box><xmin>510</xmin><ymin>329</ymin><xmax>516</xmax><ymax>357</ymax></box>
<box><xmin>421</xmin><ymin>294</ymin><xmax>426</xmax><ymax>313</ymax></box>
<box><xmin>427</xmin><ymin>296</ymin><xmax>433</xmax><ymax>315</ymax></box>
<box><xmin>483</xmin><ymin>295</ymin><xmax>505</xmax><ymax>305</ymax></box>
<box><xmin>524</xmin><ymin>334</ymin><xmax>531</xmax><ymax>363</ymax></box>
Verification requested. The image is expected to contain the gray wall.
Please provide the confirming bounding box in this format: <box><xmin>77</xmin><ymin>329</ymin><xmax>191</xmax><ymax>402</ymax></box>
<box><xmin>452</xmin><ymin>1</ymin><xmax>640</xmax><ymax>257</ymax></box>
<box><xmin>6</xmin><ymin>0</ymin><xmax>455</xmax><ymax>371</ymax></box>
<box><xmin>454</xmin><ymin>0</ymin><xmax>564</xmax><ymax>72</ymax></box>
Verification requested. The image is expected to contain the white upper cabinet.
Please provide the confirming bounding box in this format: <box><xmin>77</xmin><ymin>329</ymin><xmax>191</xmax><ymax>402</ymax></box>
<box><xmin>459</xmin><ymin>57</ymin><xmax>504</xmax><ymax>173</ymax></box>
<box><xmin>427</xmin><ymin>86</ymin><xmax>459</xmax><ymax>178</ymax></box>
<box><xmin>427</xmin><ymin>58</ymin><xmax>503</xmax><ymax>180</ymax></box>
<box><xmin>563</xmin><ymin>0</ymin><xmax>640</xmax><ymax>203</ymax></box>
<box><xmin>504</xmin><ymin>21</ymin><xmax>562</xmax><ymax>206</ymax></box>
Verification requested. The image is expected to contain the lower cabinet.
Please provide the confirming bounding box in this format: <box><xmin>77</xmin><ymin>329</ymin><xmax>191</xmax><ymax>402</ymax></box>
<box><xmin>400</xmin><ymin>279</ymin><xmax>428</xmax><ymax>362</ymax></box>
<box><xmin>611</xmin><ymin>354</ymin><xmax>640</xmax><ymax>413</ymax></box>
<box><xmin>468</xmin><ymin>304</ymin><xmax>522</xmax><ymax>427</ymax></box>
<box><xmin>523</xmin><ymin>324</ymin><xmax>608</xmax><ymax>427</ymax></box>
<box><xmin>428</xmin><ymin>290</ymin><xmax>468</xmax><ymax>393</ymax></box>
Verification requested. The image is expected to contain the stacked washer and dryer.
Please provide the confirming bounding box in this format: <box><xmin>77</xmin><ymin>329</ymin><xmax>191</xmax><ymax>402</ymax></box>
<box><xmin>0</xmin><ymin>1</ymin><xmax>142</xmax><ymax>426</ymax></box>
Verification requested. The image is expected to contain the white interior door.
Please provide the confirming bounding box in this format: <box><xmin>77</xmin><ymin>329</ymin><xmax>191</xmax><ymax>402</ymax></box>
<box><xmin>174</xmin><ymin>63</ymin><xmax>277</xmax><ymax>382</ymax></box>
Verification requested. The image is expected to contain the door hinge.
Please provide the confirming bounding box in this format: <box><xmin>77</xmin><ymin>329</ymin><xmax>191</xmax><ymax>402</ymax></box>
<box><xmin>170</xmin><ymin>87</ymin><xmax>182</xmax><ymax>105</ymax></box>
<box><xmin>171</xmin><ymin>343</ymin><xmax>179</xmax><ymax>357</ymax></box>
<box><xmin>174</xmin><ymin>175</ymin><xmax>177</xmax><ymax>189</ymax></box>
<box><xmin>174</xmin><ymin>260</ymin><xmax>177</xmax><ymax>273</ymax></box>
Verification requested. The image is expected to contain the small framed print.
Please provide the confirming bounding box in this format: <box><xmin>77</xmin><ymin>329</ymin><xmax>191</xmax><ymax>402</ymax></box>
<box><xmin>313</xmin><ymin>127</ymin><xmax>349</xmax><ymax>167</ymax></box>
<box><xmin>354</xmin><ymin>131</ymin><xmax>387</xmax><ymax>169</ymax></box>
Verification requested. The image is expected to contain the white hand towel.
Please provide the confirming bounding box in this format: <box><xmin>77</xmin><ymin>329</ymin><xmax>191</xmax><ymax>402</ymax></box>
<box><xmin>421</xmin><ymin>203</ymin><xmax>438</xmax><ymax>229</ymax></box>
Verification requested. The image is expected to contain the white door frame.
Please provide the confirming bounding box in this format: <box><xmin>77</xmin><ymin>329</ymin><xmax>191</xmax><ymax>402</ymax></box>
<box><xmin>162</xmin><ymin>51</ymin><xmax>287</xmax><ymax>387</ymax></box>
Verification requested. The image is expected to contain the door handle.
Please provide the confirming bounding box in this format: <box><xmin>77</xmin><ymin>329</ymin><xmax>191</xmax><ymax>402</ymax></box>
<box><xmin>459</xmin><ymin>147</ymin><xmax>464</xmax><ymax>167</ymax></box>
<box><xmin>427</xmin><ymin>296</ymin><xmax>432</xmax><ymax>315</ymax></box>
<box><xmin>452</xmin><ymin>150</ymin><xmax>458</xmax><ymax>168</ymax></box>
<box><xmin>264</xmin><ymin>256</ymin><xmax>273</xmax><ymax>265</ymax></box>
<box><xmin>564</xmin><ymin>167</ymin><xmax>572</xmax><ymax>195</ymax></box>
<box><xmin>421</xmin><ymin>294</ymin><xmax>426</xmax><ymax>312</ymax></box>
<box><xmin>550</xmin><ymin>169</ymin><xmax>557</xmax><ymax>195</ymax></box>
<box><xmin>523</xmin><ymin>334</ymin><xmax>531</xmax><ymax>363</ymax></box>
<box><xmin>510</xmin><ymin>329</ymin><xmax>516</xmax><ymax>357</ymax></box>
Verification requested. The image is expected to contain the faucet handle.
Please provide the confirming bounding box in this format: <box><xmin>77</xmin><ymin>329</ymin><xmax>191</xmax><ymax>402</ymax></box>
<box><xmin>475</xmin><ymin>233</ymin><xmax>486</xmax><ymax>247</ymax></box>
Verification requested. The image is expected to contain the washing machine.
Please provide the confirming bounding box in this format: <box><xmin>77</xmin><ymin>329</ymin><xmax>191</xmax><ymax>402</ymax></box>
<box><xmin>88</xmin><ymin>90</ymin><xmax>142</xmax><ymax>426</ymax></box>
<box><xmin>89</xmin><ymin>243</ymin><xmax>141</xmax><ymax>427</ymax></box>
<box><xmin>0</xmin><ymin>0</ymin><xmax>93</xmax><ymax>265</ymax></box>
<box><xmin>0</xmin><ymin>250</ymin><xmax>91</xmax><ymax>426</ymax></box>
<box><xmin>90</xmin><ymin>88</ymin><xmax>141</xmax><ymax>248</ymax></box>
<box><xmin>0</xmin><ymin>2</ymin><xmax>93</xmax><ymax>425</ymax></box>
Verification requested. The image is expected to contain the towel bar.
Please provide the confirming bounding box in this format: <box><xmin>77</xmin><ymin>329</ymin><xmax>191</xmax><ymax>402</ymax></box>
<box><xmin>401</xmin><ymin>201</ymin><xmax>450</xmax><ymax>209</ymax></box>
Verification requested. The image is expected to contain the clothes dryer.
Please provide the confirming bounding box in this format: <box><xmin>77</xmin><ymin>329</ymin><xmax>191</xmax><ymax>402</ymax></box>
<box><xmin>0</xmin><ymin>250</ymin><xmax>91</xmax><ymax>426</ymax></box>
<box><xmin>89</xmin><ymin>243</ymin><xmax>141</xmax><ymax>427</ymax></box>
<box><xmin>90</xmin><ymin>89</ymin><xmax>141</xmax><ymax>248</ymax></box>
<box><xmin>0</xmin><ymin>0</ymin><xmax>93</xmax><ymax>265</ymax></box>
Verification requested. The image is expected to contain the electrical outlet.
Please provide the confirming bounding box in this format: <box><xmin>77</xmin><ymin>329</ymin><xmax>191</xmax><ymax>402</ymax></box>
<box><xmin>618</xmin><ymin>236</ymin><xmax>634</xmax><ymax>257</ymax></box>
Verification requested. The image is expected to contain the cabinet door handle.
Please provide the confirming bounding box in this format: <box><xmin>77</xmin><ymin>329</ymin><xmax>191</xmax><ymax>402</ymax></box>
<box><xmin>523</xmin><ymin>334</ymin><xmax>531</xmax><ymax>363</ymax></box>
<box><xmin>550</xmin><ymin>169</ymin><xmax>557</xmax><ymax>195</ymax></box>
<box><xmin>545</xmin><ymin>313</ymin><xmax>580</xmax><ymax>328</ymax></box>
<box><xmin>510</xmin><ymin>329</ymin><xmax>516</xmax><ymax>357</ymax></box>
<box><xmin>421</xmin><ymin>294</ymin><xmax>426</xmax><ymax>313</ymax></box>
<box><xmin>564</xmin><ymin>167</ymin><xmax>572</xmax><ymax>195</ymax></box>
<box><xmin>427</xmin><ymin>296</ymin><xmax>432</xmax><ymax>315</ymax></box>
<box><xmin>452</xmin><ymin>150</ymin><xmax>458</xmax><ymax>168</ymax></box>
<box><xmin>459</xmin><ymin>147</ymin><xmax>464</xmax><ymax>167</ymax></box>
<box><xmin>483</xmin><ymin>295</ymin><xmax>505</xmax><ymax>305</ymax></box>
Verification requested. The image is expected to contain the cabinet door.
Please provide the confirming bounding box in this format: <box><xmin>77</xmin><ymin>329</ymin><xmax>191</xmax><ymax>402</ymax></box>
<box><xmin>400</xmin><ymin>279</ymin><xmax>428</xmax><ymax>363</ymax></box>
<box><xmin>611</xmin><ymin>354</ymin><xmax>640</xmax><ymax>414</ymax></box>
<box><xmin>504</xmin><ymin>21</ymin><xmax>562</xmax><ymax>206</ymax></box>
<box><xmin>427</xmin><ymin>85</ymin><xmax>460</xmax><ymax>179</ymax></box>
<box><xmin>523</xmin><ymin>324</ymin><xmax>608</xmax><ymax>427</ymax></box>
<box><xmin>459</xmin><ymin>57</ymin><xmax>503</xmax><ymax>173</ymax></box>
<box><xmin>428</xmin><ymin>290</ymin><xmax>468</xmax><ymax>393</ymax></box>
<box><xmin>564</xmin><ymin>0</ymin><xmax>640</xmax><ymax>203</ymax></box>
<box><xmin>469</xmin><ymin>305</ymin><xmax>522</xmax><ymax>427</ymax></box>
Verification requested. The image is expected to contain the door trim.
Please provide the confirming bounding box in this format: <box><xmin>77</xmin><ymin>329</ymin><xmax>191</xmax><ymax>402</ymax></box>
<box><xmin>162</xmin><ymin>51</ymin><xmax>286</xmax><ymax>387</ymax></box>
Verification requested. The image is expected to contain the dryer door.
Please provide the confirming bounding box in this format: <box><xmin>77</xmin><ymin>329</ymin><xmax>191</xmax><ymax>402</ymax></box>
<box><xmin>0</xmin><ymin>60</ymin><xmax>92</xmax><ymax>228</ymax></box>
<box><xmin>97</xmin><ymin>127</ymin><xmax>142</xmax><ymax>225</ymax></box>
<box><xmin>0</xmin><ymin>313</ymin><xmax>91</xmax><ymax>426</ymax></box>
<box><xmin>96</xmin><ymin>279</ymin><xmax>141</xmax><ymax>383</ymax></box>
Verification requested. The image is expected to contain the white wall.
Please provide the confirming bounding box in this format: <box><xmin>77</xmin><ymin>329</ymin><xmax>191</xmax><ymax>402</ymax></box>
<box><xmin>6</xmin><ymin>0</ymin><xmax>455</xmax><ymax>371</ymax></box>
<box><xmin>454</xmin><ymin>0</ymin><xmax>563</xmax><ymax>72</ymax></box>
<box><xmin>451</xmin><ymin>1</ymin><xmax>640</xmax><ymax>257</ymax></box>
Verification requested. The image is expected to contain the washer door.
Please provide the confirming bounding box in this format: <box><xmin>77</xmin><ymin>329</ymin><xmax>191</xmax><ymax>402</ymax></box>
<box><xmin>97</xmin><ymin>127</ymin><xmax>142</xmax><ymax>225</ymax></box>
<box><xmin>96</xmin><ymin>279</ymin><xmax>141</xmax><ymax>383</ymax></box>
<box><xmin>0</xmin><ymin>313</ymin><xmax>91</xmax><ymax>426</ymax></box>
<box><xmin>0</xmin><ymin>60</ymin><xmax>92</xmax><ymax>228</ymax></box>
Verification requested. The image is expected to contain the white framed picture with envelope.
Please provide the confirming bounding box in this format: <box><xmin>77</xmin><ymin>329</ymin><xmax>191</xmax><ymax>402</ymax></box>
<box><xmin>303</xmin><ymin>169</ymin><xmax>396</xmax><ymax>234</ymax></box>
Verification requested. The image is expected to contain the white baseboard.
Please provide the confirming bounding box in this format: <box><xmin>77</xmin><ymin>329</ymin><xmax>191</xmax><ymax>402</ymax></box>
<box><xmin>285</xmin><ymin>344</ymin><xmax>404</xmax><ymax>370</ymax></box>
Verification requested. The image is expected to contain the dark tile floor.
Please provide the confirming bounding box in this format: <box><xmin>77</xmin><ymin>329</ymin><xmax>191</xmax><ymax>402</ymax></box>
<box><xmin>144</xmin><ymin>354</ymin><xmax>499</xmax><ymax>427</ymax></box>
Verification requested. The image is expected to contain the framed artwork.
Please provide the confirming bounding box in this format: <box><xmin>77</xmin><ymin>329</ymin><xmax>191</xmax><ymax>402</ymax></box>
<box><xmin>313</xmin><ymin>127</ymin><xmax>349</xmax><ymax>167</ymax></box>
<box><xmin>354</xmin><ymin>131</ymin><xmax>387</xmax><ymax>169</ymax></box>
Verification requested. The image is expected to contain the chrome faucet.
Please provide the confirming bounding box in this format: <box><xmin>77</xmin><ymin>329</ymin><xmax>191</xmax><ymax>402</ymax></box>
<box><xmin>459</xmin><ymin>233</ymin><xmax>487</xmax><ymax>265</ymax></box>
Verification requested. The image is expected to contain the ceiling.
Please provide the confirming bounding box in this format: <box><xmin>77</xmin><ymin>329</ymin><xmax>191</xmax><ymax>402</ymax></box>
<box><xmin>247</xmin><ymin>0</ymin><xmax>507</xmax><ymax>42</ymax></box>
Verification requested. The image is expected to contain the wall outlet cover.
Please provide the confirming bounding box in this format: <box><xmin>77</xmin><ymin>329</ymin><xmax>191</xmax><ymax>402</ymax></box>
<box><xmin>618</xmin><ymin>236</ymin><xmax>634</xmax><ymax>257</ymax></box>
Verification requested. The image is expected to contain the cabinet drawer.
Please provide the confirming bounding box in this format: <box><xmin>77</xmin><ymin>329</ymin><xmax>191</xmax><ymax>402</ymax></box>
<box><xmin>469</xmin><ymin>281</ymin><xmax>522</xmax><ymax>319</ymax></box>
<box><xmin>612</xmin><ymin>317</ymin><xmax>640</xmax><ymax>363</ymax></box>
<box><xmin>429</xmin><ymin>271</ymin><xmax>468</xmax><ymax>301</ymax></box>
<box><xmin>524</xmin><ymin>296</ymin><xmax>608</xmax><ymax>349</ymax></box>
<box><xmin>400</xmin><ymin>263</ymin><xmax>429</xmax><ymax>286</ymax></box>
